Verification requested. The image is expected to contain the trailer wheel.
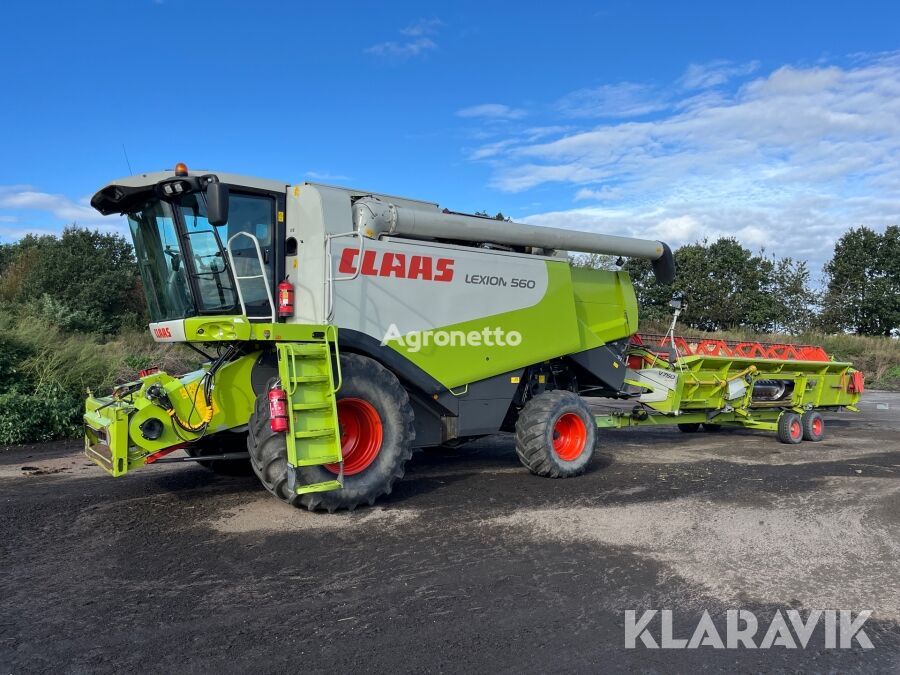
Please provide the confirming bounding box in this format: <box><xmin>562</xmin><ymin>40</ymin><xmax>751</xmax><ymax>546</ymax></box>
<box><xmin>801</xmin><ymin>411</ymin><xmax>825</xmax><ymax>442</ymax></box>
<box><xmin>677</xmin><ymin>423</ymin><xmax>701</xmax><ymax>433</ymax></box>
<box><xmin>777</xmin><ymin>412</ymin><xmax>803</xmax><ymax>444</ymax></box>
<box><xmin>247</xmin><ymin>353</ymin><xmax>415</xmax><ymax>512</ymax></box>
<box><xmin>515</xmin><ymin>390</ymin><xmax>596</xmax><ymax>478</ymax></box>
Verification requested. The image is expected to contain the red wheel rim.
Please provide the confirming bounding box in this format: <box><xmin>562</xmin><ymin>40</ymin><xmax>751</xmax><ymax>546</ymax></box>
<box><xmin>553</xmin><ymin>413</ymin><xmax>587</xmax><ymax>461</ymax></box>
<box><xmin>812</xmin><ymin>418</ymin><xmax>823</xmax><ymax>436</ymax></box>
<box><xmin>325</xmin><ymin>398</ymin><xmax>383</xmax><ymax>476</ymax></box>
<box><xmin>790</xmin><ymin>419</ymin><xmax>802</xmax><ymax>440</ymax></box>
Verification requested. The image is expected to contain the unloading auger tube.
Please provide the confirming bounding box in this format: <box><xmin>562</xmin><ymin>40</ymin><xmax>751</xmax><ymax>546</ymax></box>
<box><xmin>352</xmin><ymin>196</ymin><xmax>676</xmax><ymax>283</ymax></box>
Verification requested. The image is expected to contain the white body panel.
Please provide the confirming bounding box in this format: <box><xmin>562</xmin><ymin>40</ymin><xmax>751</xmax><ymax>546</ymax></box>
<box><xmin>331</xmin><ymin>238</ymin><xmax>549</xmax><ymax>340</ymax></box>
<box><xmin>148</xmin><ymin>319</ymin><xmax>187</xmax><ymax>343</ymax></box>
<box><xmin>286</xmin><ymin>184</ymin><xmax>554</xmax><ymax>341</ymax></box>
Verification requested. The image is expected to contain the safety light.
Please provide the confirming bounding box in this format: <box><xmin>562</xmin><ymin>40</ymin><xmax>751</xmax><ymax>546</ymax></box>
<box><xmin>175</xmin><ymin>162</ymin><xmax>189</xmax><ymax>177</ymax></box>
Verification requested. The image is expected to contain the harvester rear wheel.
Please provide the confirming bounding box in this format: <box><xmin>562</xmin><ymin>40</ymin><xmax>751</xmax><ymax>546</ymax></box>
<box><xmin>777</xmin><ymin>412</ymin><xmax>803</xmax><ymax>444</ymax></box>
<box><xmin>801</xmin><ymin>411</ymin><xmax>825</xmax><ymax>442</ymax></box>
<box><xmin>515</xmin><ymin>390</ymin><xmax>596</xmax><ymax>478</ymax></box>
<box><xmin>677</xmin><ymin>423</ymin><xmax>701</xmax><ymax>433</ymax></box>
<box><xmin>247</xmin><ymin>353</ymin><xmax>415</xmax><ymax>512</ymax></box>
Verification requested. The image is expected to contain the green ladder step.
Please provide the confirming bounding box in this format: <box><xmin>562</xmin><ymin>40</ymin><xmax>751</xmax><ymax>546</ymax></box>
<box><xmin>287</xmin><ymin>343</ymin><xmax>330</xmax><ymax>356</ymax></box>
<box><xmin>291</xmin><ymin>401</ymin><xmax>333</xmax><ymax>411</ymax></box>
<box><xmin>295</xmin><ymin>479</ymin><xmax>343</xmax><ymax>495</ymax></box>
<box><xmin>292</xmin><ymin>375</ymin><xmax>329</xmax><ymax>383</ymax></box>
<box><xmin>294</xmin><ymin>428</ymin><xmax>337</xmax><ymax>439</ymax></box>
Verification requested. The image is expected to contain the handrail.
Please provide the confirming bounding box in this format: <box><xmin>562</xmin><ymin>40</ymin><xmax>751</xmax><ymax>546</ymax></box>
<box><xmin>225</xmin><ymin>231</ymin><xmax>276</xmax><ymax>323</ymax></box>
<box><xmin>323</xmin><ymin>231</ymin><xmax>365</xmax><ymax>322</ymax></box>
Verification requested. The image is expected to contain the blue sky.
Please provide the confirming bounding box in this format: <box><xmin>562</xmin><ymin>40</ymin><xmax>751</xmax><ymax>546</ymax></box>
<box><xmin>1</xmin><ymin>1</ymin><xmax>899</xmax><ymax>276</ymax></box>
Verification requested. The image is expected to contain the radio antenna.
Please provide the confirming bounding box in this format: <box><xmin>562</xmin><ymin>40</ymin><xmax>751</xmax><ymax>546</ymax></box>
<box><xmin>121</xmin><ymin>143</ymin><xmax>133</xmax><ymax>174</ymax></box>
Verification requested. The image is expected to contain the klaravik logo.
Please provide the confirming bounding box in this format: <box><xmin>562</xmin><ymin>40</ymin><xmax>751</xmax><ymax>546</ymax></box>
<box><xmin>338</xmin><ymin>248</ymin><xmax>454</xmax><ymax>282</ymax></box>
<box><xmin>624</xmin><ymin>609</ymin><xmax>873</xmax><ymax>649</ymax></box>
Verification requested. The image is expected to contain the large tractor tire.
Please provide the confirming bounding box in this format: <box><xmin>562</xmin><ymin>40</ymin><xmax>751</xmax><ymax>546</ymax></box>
<box><xmin>248</xmin><ymin>353</ymin><xmax>415</xmax><ymax>512</ymax></box>
<box><xmin>186</xmin><ymin>431</ymin><xmax>253</xmax><ymax>476</ymax></box>
<box><xmin>515</xmin><ymin>390</ymin><xmax>596</xmax><ymax>478</ymax></box>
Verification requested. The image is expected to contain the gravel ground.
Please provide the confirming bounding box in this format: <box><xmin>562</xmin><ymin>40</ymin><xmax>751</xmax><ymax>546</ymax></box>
<box><xmin>1</xmin><ymin>392</ymin><xmax>898</xmax><ymax>673</ymax></box>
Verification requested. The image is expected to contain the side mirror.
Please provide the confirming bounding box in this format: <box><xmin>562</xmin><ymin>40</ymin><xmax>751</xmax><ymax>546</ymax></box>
<box><xmin>206</xmin><ymin>181</ymin><xmax>229</xmax><ymax>226</ymax></box>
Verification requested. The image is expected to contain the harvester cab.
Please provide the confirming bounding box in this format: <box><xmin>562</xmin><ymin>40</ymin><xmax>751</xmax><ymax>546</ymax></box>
<box><xmin>84</xmin><ymin>164</ymin><xmax>862</xmax><ymax>511</ymax></box>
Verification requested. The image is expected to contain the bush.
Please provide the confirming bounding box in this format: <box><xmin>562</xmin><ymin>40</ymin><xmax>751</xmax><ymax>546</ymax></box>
<box><xmin>0</xmin><ymin>388</ymin><xmax>81</xmax><ymax>444</ymax></box>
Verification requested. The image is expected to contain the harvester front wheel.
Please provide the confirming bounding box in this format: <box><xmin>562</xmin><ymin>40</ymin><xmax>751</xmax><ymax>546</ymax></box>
<box><xmin>777</xmin><ymin>412</ymin><xmax>803</xmax><ymax>444</ymax></box>
<box><xmin>515</xmin><ymin>390</ymin><xmax>596</xmax><ymax>478</ymax></box>
<box><xmin>247</xmin><ymin>353</ymin><xmax>415</xmax><ymax>512</ymax></box>
<box><xmin>801</xmin><ymin>411</ymin><xmax>825</xmax><ymax>442</ymax></box>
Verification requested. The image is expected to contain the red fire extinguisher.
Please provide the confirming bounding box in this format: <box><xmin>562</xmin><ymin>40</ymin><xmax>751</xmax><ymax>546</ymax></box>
<box><xmin>268</xmin><ymin>386</ymin><xmax>289</xmax><ymax>432</ymax></box>
<box><xmin>277</xmin><ymin>280</ymin><xmax>294</xmax><ymax>318</ymax></box>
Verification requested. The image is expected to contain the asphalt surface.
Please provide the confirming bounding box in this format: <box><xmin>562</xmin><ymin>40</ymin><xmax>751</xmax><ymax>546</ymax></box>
<box><xmin>2</xmin><ymin>392</ymin><xmax>899</xmax><ymax>673</ymax></box>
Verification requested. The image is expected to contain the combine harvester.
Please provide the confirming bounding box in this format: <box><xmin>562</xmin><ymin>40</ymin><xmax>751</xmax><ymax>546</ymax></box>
<box><xmin>85</xmin><ymin>164</ymin><xmax>863</xmax><ymax>511</ymax></box>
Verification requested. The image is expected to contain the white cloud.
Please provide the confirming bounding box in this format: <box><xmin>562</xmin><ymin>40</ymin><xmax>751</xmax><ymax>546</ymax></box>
<box><xmin>0</xmin><ymin>185</ymin><xmax>125</xmax><ymax>240</ymax></box>
<box><xmin>400</xmin><ymin>18</ymin><xmax>443</xmax><ymax>36</ymax></box>
<box><xmin>679</xmin><ymin>59</ymin><xmax>760</xmax><ymax>89</ymax></box>
<box><xmin>365</xmin><ymin>37</ymin><xmax>437</xmax><ymax>58</ymax></box>
<box><xmin>574</xmin><ymin>186</ymin><xmax>624</xmax><ymax>201</ymax></box>
<box><xmin>555</xmin><ymin>82</ymin><xmax>666</xmax><ymax>118</ymax></box>
<box><xmin>366</xmin><ymin>18</ymin><xmax>443</xmax><ymax>58</ymax></box>
<box><xmin>467</xmin><ymin>52</ymin><xmax>900</xmax><ymax>270</ymax></box>
<box><xmin>0</xmin><ymin>186</ymin><xmax>103</xmax><ymax>223</ymax></box>
<box><xmin>456</xmin><ymin>103</ymin><xmax>526</xmax><ymax>120</ymax></box>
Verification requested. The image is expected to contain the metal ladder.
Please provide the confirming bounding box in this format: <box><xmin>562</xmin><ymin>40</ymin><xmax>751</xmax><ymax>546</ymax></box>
<box><xmin>225</xmin><ymin>232</ymin><xmax>276</xmax><ymax>322</ymax></box>
<box><xmin>277</xmin><ymin>336</ymin><xmax>344</xmax><ymax>495</ymax></box>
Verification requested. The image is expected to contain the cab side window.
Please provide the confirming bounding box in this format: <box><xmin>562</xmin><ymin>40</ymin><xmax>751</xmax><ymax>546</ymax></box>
<box><xmin>225</xmin><ymin>193</ymin><xmax>275</xmax><ymax>316</ymax></box>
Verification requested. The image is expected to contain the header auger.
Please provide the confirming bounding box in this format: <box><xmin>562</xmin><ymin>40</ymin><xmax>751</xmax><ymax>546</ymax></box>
<box><xmin>83</xmin><ymin>164</ymin><xmax>862</xmax><ymax>511</ymax></box>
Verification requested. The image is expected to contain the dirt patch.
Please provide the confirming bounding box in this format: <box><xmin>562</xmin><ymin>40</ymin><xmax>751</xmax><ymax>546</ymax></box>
<box><xmin>210</xmin><ymin>498</ymin><xmax>419</xmax><ymax>534</ymax></box>
<box><xmin>488</xmin><ymin>475</ymin><xmax>900</xmax><ymax>621</ymax></box>
<box><xmin>607</xmin><ymin>431</ymin><xmax>892</xmax><ymax>467</ymax></box>
<box><xmin>0</xmin><ymin>454</ymin><xmax>96</xmax><ymax>479</ymax></box>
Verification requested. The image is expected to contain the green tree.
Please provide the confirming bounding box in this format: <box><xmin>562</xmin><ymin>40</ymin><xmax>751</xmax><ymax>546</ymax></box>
<box><xmin>769</xmin><ymin>257</ymin><xmax>816</xmax><ymax>334</ymax></box>
<box><xmin>569</xmin><ymin>252</ymin><xmax>619</xmax><ymax>270</ymax></box>
<box><xmin>617</xmin><ymin>238</ymin><xmax>813</xmax><ymax>333</ymax></box>
<box><xmin>0</xmin><ymin>226</ymin><xmax>145</xmax><ymax>333</ymax></box>
<box><xmin>821</xmin><ymin>225</ymin><xmax>900</xmax><ymax>336</ymax></box>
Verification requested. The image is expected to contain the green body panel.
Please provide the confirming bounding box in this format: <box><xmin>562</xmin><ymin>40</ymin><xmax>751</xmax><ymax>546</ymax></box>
<box><xmin>570</xmin><ymin>267</ymin><xmax>639</xmax><ymax>350</ymax></box>
<box><xmin>84</xmin><ymin>352</ymin><xmax>261</xmax><ymax>475</ymax></box>
<box><xmin>83</xmin><ymin>322</ymin><xmax>347</xmax><ymax>485</ymax></box>
<box><xmin>384</xmin><ymin>261</ymin><xmax>637</xmax><ymax>389</ymax></box>
<box><xmin>276</xmin><ymin>340</ymin><xmax>344</xmax><ymax>495</ymax></box>
<box><xmin>183</xmin><ymin>317</ymin><xmax>330</xmax><ymax>343</ymax></box>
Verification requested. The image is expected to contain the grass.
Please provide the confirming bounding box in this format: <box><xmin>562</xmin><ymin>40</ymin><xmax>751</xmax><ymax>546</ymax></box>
<box><xmin>0</xmin><ymin>315</ymin><xmax>198</xmax><ymax>445</ymax></box>
<box><xmin>640</xmin><ymin>321</ymin><xmax>900</xmax><ymax>391</ymax></box>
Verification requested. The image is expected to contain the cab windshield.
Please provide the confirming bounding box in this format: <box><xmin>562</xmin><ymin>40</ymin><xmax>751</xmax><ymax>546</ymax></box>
<box><xmin>127</xmin><ymin>191</ymin><xmax>276</xmax><ymax>322</ymax></box>
<box><xmin>127</xmin><ymin>200</ymin><xmax>194</xmax><ymax>322</ymax></box>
